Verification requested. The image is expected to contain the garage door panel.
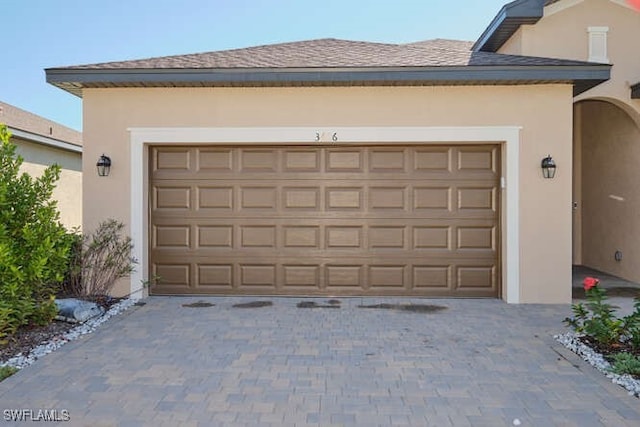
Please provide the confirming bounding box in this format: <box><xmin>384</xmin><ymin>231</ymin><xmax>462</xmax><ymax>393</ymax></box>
<box><xmin>151</xmin><ymin>220</ymin><xmax>498</xmax><ymax>255</ymax></box>
<box><xmin>283</xmin><ymin>226</ymin><xmax>321</xmax><ymax>248</ymax></box>
<box><xmin>413</xmin><ymin>266</ymin><xmax>452</xmax><ymax>290</ymax></box>
<box><xmin>369</xmin><ymin>226</ymin><xmax>406</xmax><ymax>249</ymax></box>
<box><xmin>457</xmin><ymin>265</ymin><xmax>497</xmax><ymax>291</ymax></box>
<box><xmin>151</xmin><ymin>258</ymin><xmax>495</xmax><ymax>295</ymax></box>
<box><xmin>284</xmin><ymin>149</ymin><xmax>321</xmax><ymax>172</ymax></box>
<box><xmin>283</xmin><ymin>187</ymin><xmax>320</xmax><ymax>210</ymax></box>
<box><xmin>326</xmin><ymin>265</ymin><xmax>363</xmax><ymax>288</ymax></box>
<box><xmin>240</xmin><ymin>149</ymin><xmax>278</xmax><ymax>172</ymax></box>
<box><xmin>197</xmin><ymin>225</ymin><xmax>233</xmax><ymax>248</ymax></box>
<box><xmin>196</xmin><ymin>148</ymin><xmax>234</xmax><ymax>172</ymax></box>
<box><xmin>326</xmin><ymin>226</ymin><xmax>363</xmax><ymax>248</ymax></box>
<box><xmin>326</xmin><ymin>188</ymin><xmax>363</xmax><ymax>210</ymax></box>
<box><xmin>457</xmin><ymin>187</ymin><xmax>497</xmax><ymax>211</ymax></box>
<box><xmin>197</xmin><ymin>264</ymin><xmax>234</xmax><ymax>289</ymax></box>
<box><xmin>240</xmin><ymin>187</ymin><xmax>278</xmax><ymax>210</ymax></box>
<box><xmin>240</xmin><ymin>265</ymin><xmax>277</xmax><ymax>286</ymax></box>
<box><xmin>282</xmin><ymin>265</ymin><xmax>321</xmax><ymax>288</ymax></box>
<box><xmin>369</xmin><ymin>265</ymin><xmax>407</xmax><ymax>289</ymax></box>
<box><xmin>153</xmin><ymin>148</ymin><xmax>192</xmax><ymax>172</ymax></box>
<box><xmin>413</xmin><ymin>226</ymin><xmax>451</xmax><ymax>249</ymax></box>
<box><xmin>153</xmin><ymin>186</ymin><xmax>192</xmax><ymax>210</ymax></box>
<box><xmin>457</xmin><ymin>226</ymin><xmax>496</xmax><ymax>250</ymax></box>
<box><xmin>326</xmin><ymin>149</ymin><xmax>363</xmax><ymax>171</ymax></box>
<box><xmin>154</xmin><ymin>225</ymin><xmax>191</xmax><ymax>249</ymax></box>
<box><xmin>413</xmin><ymin>187</ymin><xmax>452</xmax><ymax>211</ymax></box>
<box><xmin>198</xmin><ymin>187</ymin><xmax>234</xmax><ymax>210</ymax></box>
<box><xmin>150</xmin><ymin>145</ymin><xmax>499</xmax><ymax>297</ymax></box>
<box><xmin>154</xmin><ymin>264</ymin><xmax>191</xmax><ymax>288</ymax></box>
<box><xmin>457</xmin><ymin>146</ymin><xmax>498</xmax><ymax>173</ymax></box>
<box><xmin>369</xmin><ymin>187</ymin><xmax>407</xmax><ymax>210</ymax></box>
<box><xmin>369</xmin><ymin>148</ymin><xmax>407</xmax><ymax>172</ymax></box>
<box><xmin>413</xmin><ymin>147</ymin><xmax>452</xmax><ymax>172</ymax></box>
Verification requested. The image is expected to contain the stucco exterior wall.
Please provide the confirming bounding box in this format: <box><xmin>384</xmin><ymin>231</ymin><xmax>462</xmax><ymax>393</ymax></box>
<box><xmin>579</xmin><ymin>100</ymin><xmax>640</xmax><ymax>281</ymax></box>
<box><xmin>83</xmin><ymin>85</ymin><xmax>574</xmax><ymax>303</ymax></box>
<box><xmin>498</xmin><ymin>0</ymin><xmax>640</xmax><ymax>118</ymax></box>
<box><xmin>496</xmin><ymin>0</ymin><xmax>640</xmax><ymax>283</ymax></box>
<box><xmin>13</xmin><ymin>136</ymin><xmax>82</xmax><ymax>230</ymax></box>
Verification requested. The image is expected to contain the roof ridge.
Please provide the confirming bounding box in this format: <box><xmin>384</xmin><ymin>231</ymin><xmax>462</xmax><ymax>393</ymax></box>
<box><xmin>0</xmin><ymin>100</ymin><xmax>82</xmax><ymax>146</ymax></box>
<box><xmin>57</xmin><ymin>38</ymin><xmax>403</xmax><ymax>70</ymax></box>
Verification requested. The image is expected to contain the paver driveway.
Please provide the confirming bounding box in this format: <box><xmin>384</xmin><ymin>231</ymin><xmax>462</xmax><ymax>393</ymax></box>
<box><xmin>1</xmin><ymin>297</ymin><xmax>639</xmax><ymax>426</ymax></box>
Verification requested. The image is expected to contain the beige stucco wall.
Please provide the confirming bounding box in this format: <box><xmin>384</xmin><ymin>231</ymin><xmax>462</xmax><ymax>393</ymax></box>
<box><xmin>497</xmin><ymin>0</ymin><xmax>640</xmax><ymax>282</ymax></box>
<box><xmin>578</xmin><ymin>100</ymin><xmax>640</xmax><ymax>281</ymax></box>
<box><xmin>498</xmin><ymin>0</ymin><xmax>640</xmax><ymax>119</ymax></box>
<box><xmin>12</xmin><ymin>136</ymin><xmax>82</xmax><ymax>230</ymax></box>
<box><xmin>83</xmin><ymin>85</ymin><xmax>574</xmax><ymax>302</ymax></box>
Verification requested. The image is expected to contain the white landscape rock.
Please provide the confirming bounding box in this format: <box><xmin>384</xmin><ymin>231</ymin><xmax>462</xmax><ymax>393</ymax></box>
<box><xmin>555</xmin><ymin>332</ymin><xmax>640</xmax><ymax>397</ymax></box>
<box><xmin>1</xmin><ymin>298</ymin><xmax>136</xmax><ymax>371</ymax></box>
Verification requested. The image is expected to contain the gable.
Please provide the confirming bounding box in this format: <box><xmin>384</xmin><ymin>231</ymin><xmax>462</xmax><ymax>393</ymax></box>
<box><xmin>474</xmin><ymin>0</ymin><xmax>639</xmax><ymax>53</ymax></box>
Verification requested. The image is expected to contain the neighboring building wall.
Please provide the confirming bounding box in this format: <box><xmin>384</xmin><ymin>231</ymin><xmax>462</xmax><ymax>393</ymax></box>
<box><xmin>83</xmin><ymin>85</ymin><xmax>574</xmax><ymax>303</ymax></box>
<box><xmin>578</xmin><ymin>100</ymin><xmax>640</xmax><ymax>281</ymax></box>
<box><xmin>12</xmin><ymin>136</ymin><xmax>83</xmax><ymax>230</ymax></box>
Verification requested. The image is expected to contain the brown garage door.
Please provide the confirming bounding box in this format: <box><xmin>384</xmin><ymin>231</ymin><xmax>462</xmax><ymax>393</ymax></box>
<box><xmin>150</xmin><ymin>145</ymin><xmax>500</xmax><ymax>297</ymax></box>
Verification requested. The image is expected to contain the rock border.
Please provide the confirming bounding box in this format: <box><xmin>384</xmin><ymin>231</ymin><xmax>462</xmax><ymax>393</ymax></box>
<box><xmin>555</xmin><ymin>332</ymin><xmax>640</xmax><ymax>397</ymax></box>
<box><xmin>0</xmin><ymin>299</ymin><xmax>136</xmax><ymax>371</ymax></box>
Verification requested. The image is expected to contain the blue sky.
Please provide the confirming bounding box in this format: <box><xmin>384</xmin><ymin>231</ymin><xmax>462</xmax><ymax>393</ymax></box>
<box><xmin>1</xmin><ymin>0</ymin><xmax>509</xmax><ymax>131</ymax></box>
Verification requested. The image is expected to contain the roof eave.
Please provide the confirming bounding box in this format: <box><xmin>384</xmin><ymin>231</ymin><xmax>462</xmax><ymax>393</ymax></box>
<box><xmin>46</xmin><ymin>64</ymin><xmax>611</xmax><ymax>98</ymax></box>
<box><xmin>632</xmin><ymin>82</ymin><xmax>640</xmax><ymax>99</ymax></box>
<box><xmin>7</xmin><ymin>126</ymin><xmax>83</xmax><ymax>153</ymax></box>
<box><xmin>472</xmin><ymin>0</ymin><xmax>545</xmax><ymax>52</ymax></box>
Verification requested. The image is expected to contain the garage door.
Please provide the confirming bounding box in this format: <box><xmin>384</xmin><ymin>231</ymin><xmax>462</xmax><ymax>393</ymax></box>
<box><xmin>149</xmin><ymin>145</ymin><xmax>500</xmax><ymax>297</ymax></box>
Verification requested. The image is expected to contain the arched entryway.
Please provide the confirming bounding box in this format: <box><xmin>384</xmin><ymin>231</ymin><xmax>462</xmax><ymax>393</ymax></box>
<box><xmin>573</xmin><ymin>98</ymin><xmax>640</xmax><ymax>282</ymax></box>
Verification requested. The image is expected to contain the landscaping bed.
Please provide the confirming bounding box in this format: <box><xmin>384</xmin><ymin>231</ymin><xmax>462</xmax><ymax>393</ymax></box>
<box><xmin>558</xmin><ymin>277</ymin><xmax>640</xmax><ymax>397</ymax></box>
<box><xmin>0</xmin><ymin>298</ymin><xmax>135</xmax><ymax>375</ymax></box>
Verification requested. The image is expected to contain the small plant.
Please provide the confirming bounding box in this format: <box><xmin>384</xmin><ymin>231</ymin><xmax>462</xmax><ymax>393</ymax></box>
<box><xmin>0</xmin><ymin>365</ymin><xmax>18</xmax><ymax>381</ymax></box>
<box><xmin>608</xmin><ymin>352</ymin><xmax>640</xmax><ymax>377</ymax></box>
<box><xmin>565</xmin><ymin>277</ymin><xmax>640</xmax><ymax>354</ymax></box>
<box><xmin>564</xmin><ymin>277</ymin><xmax>624</xmax><ymax>347</ymax></box>
<box><xmin>68</xmin><ymin>219</ymin><xmax>137</xmax><ymax>296</ymax></box>
<box><xmin>140</xmin><ymin>274</ymin><xmax>161</xmax><ymax>290</ymax></box>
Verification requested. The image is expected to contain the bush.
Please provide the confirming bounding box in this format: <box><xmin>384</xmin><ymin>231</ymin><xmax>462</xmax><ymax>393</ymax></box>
<box><xmin>0</xmin><ymin>124</ymin><xmax>72</xmax><ymax>341</ymax></box>
<box><xmin>609</xmin><ymin>352</ymin><xmax>640</xmax><ymax>376</ymax></box>
<box><xmin>565</xmin><ymin>277</ymin><xmax>640</xmax><ymax>349</ymax></box>
<box><xmin>0</xmin><ymin>365</ymin><xmax>18</xmax><ymax>382</ymax></box>
<box><xmin>67</xmin><ymin>219</ymin><xmax>136</xmax><ymax>297</ymax></box>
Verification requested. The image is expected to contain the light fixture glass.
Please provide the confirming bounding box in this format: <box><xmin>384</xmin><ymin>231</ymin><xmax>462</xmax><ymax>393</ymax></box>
<box><xmin>541</xmin><ymin>155</ymin><xmax>556</xmax><ymax>179</ymax></box>
<box><xmin>96</xmin><ymin>154</ymin><xmax>111</xmax><ymax>177</ymax></box>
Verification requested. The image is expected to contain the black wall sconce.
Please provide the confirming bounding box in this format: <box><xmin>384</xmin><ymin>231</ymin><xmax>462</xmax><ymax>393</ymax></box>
<box><xmin>96</xmin><ymin>154</ymin><xmax>112</xmax><ymax>177</ymax></box>
<box><xmin>541</xmin><ymin>155</ymin><xmax>556</xmax><ymax>179</ymax></box>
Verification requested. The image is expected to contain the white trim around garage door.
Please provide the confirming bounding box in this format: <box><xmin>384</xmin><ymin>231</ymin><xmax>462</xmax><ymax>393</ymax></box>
<box><xmin>129</xmin><ymin>126</ymin><xmax>522</xmax><ymax>303</ymax></box>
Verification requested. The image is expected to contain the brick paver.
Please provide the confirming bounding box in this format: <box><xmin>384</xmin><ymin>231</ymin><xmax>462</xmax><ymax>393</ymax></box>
<box><xmin>1</xmin><ymin>297</ymin><xmax>638</xmax><ymax>426</ymax></box>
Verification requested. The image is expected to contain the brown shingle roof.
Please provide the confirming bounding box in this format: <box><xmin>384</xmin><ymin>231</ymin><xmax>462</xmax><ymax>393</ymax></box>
<box><xmin>46</xmin><ymin>36</ymin><xmax>611</xmax><ymax>98</ymax></box>
<box><xmin>0</xmin><ymin>101</ymin><xmax>82</xmax><ymax>146</ymax></box>
<box><xmin>59</xmin><ymin>38</ymin><xmax>593</xmax><ymax>70</ymax></box>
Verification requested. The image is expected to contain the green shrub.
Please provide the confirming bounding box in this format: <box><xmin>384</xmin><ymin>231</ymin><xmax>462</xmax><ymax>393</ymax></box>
<box><xmin>609</xmin><ymin>352</ymin><xmax>640</xmax><ymax>377</ymax></box>
<box><xmin>565</xmin><ymin>277</ymin><xmax>640</xmax><ymax>353</ymax></box>
<box><xmin>564</xmin><ymin>278</ymin><xmax>624</xmax><ymax>347</ymax></box>
<box><xmin>67</xmin><ymin>219</ymin><xmax>136</xmax><ymax>297</ymax></box>
<box><xmin>0</xmin><ymin>365</ymin><xmax>18</xmax><ymax>382</ymax></box>
<box><xmin>0</xmin><ymin>124</ymin><xmax>73</xmax><ymax>340</ymax></box>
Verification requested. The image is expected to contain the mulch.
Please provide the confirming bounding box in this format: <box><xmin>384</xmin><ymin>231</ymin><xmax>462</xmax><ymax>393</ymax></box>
<box><xmin>0</xmin><ymin>296</ymin><xmax>123</xmax><ymax>365</ymax></box>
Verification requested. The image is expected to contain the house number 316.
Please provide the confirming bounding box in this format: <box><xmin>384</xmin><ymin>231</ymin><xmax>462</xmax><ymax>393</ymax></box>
<box><xmin>315</xmin><ymin>132</ymin><xmax>338</xmax><ymax>142</ymax></box>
